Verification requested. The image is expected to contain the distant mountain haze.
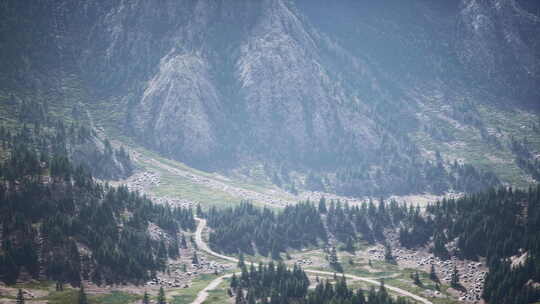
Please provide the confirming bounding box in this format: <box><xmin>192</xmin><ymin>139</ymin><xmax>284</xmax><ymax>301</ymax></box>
<box><xmin>1</xmin><ymin>0</ymin><xmax>539</xmax><ymax>196</ymax></box>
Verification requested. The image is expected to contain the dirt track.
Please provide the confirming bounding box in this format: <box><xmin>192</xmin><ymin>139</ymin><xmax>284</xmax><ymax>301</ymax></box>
<box><xmin>192</xmin><ymin>218</ymin><xmax>434</xmax><ymax>304</ymax></box>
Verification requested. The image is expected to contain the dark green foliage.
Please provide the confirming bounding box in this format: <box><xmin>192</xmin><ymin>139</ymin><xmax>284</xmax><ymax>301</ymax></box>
<box><xmin>16</xmin><ymin>289</ymin><xmax>24</xmax><ymax>304</ymax></box>
<box><xmin>231</xmin><ymin>261</ymin><xmax>408</xmax><ymax>304</ymax></box>
<box><xmin>411</xmin><ymin>271</ymin><xmax>421</xmax><ymax>286</ymax></box>
<box><xmin>0</xmin><ymin>113</ymin><xmax>133</xmax><ymax>181</ymax></box>
<box><xmin>306</xmin><ymin>278</ymin><xmax>409</xmax><ymax>304</ymax></box>
<box><xmin>318</xmin><ymin>197</ymin><xmax>327</xmax><ymax>214</ymax></box>
<box><xmin>323</xmin><ymin>137</ymin><xmax>499</xmax><ymax>197</ymax></box>
<box><xmin>207</xmin><ymin>197</ymin><xmax>417</xmax><ymax>260</ymax></box>
<box><xmin>511</xmin><ymin>137</ymin><xmax>540</xmax><ymax>181</ymax></box>
<box><xmin>384</xmin><ymin>244</ymin><xmax>395</xmax><ymax>264</ymax></box>
<box><xmin>429</xmin><ymin>264</ymin><xmax>439</xmax><ymax>284</ymax></box>
<box><xmin>238</xmin><ymin>253</ymin><xmax>245</xmax><ymax>269</ymax></box>
<box><xmin>158</xmin><ymin>286</ymin><xmax>166</xmax><ymax>304</ymax></box>
<box><xmin>0</xmin><ymin>126</ymin><xmax>195</xmax><ymax>286</ymax></box>
<box><xmin>233</xmin><ymin>261</ymin><xmax>309</xmax><ymax>303</ymax></box>
<box><xmin>328</xmin><ymin>246</ymin><xmax>342</xmax><ymax>272</ymax></box>
<box><xmin>143</xmin><ymin>291</ymin><xmax>150</xmax><ymax>304</ymax></box>
<box><xmin>78</xmin><ymin>285</ymin><xmax>88</xmax><ymax>304</ymax></box>
<box><xmin>207</xmin><ymin>201</ymin><xmax>327</xmax><ymax>256</ymax></box>
<box><xmin>450</xmin><ymin>266</ymin><xmax>459</xmax><ymax>289</ymax></box>
<box><xmin>402</xmin><ymin>186</ymin><xmax>540</xmax><ymax>304</ymax></box>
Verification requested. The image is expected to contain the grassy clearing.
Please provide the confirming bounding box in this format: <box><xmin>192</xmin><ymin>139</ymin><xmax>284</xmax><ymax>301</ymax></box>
<box><xmin>384</xmin><ymin>268</ymin><xmax>457</xmax><ymax>304</ymax></box>
<box><xmin>203</xmin><ymin>278</ymin><xmax>232</xmax><ymax>304</ymax></box>
<box><xmin>32</xmin><ymin>289</ymin><xmax>139</xmax><ymax>304</ymax></box>
<box><xmin>0</xmin><ymin>281</ymin><xmax>140</xmax><ymax>304</ymax></box>
<box><xmin>44</xmin><ymin>289</ymin><xmax>80</xmax><ymax>304</ymax></box>
<box><xmin>129</xmin><ymin>146</ymin><xmax>283</xmax><ymax>210</ymax></box>
<box><xmin>153</xmin><ymin>172</ymin><xmax>240</xmax><ymax>207</ymax></box>
<box><xmin>414</xmin><ymin>101</ymin><xmax>540</xmax><ymax>189</ymax></box>
<box><xmin>169</xmin><ymin>274</ymin><xmax>221</xmax><ymax>304</ymax></box>
<box><xmin>92</xmin><ymin>291</ymin><xmax>141</xmax><ymax>304</ymax></box>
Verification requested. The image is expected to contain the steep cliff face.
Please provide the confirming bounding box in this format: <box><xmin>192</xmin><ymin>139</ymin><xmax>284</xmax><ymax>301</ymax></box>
<box><xmin>78</xmin><ymin>0</ymin><xmax>387</xmax><ymax>169</ymax></box>
<box><xmin>1</xmin><ymin>0</ymin><xmax>539</xmax><ymax>195</ymax></box>
<box><xmin>456</xmin><ymin>0</ymin><xmax>540</xmax><ymax>105</ymax></box>
<box><xmin>235</xmin><ymin>0</ymin><xmax>379</xmax><ymax>166</ymax></box>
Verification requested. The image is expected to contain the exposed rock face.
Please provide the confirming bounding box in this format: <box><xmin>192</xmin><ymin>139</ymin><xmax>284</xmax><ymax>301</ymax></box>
<box><xmin>1</xmin><ymin>0</ymin><xmax>539</xmax><ymax>191</ymax></box>
<box><xmin>76</xmin><ymin>0</ymin><xmax>538</xmax><ymax>171</ymax></box>
<box><xmin>455</xmin><ymin>0</ymin><xmax>540</xmax><ymax>103</ymax></box>
<box><xmin>236</xmin><ymin>0</ymin><xmax>377</xmax><ymax>165</ymax></box>
<box><xmin>134</xmin><ymin>53</ymin><xmax>223</xmax><ymax>165</ymax></box>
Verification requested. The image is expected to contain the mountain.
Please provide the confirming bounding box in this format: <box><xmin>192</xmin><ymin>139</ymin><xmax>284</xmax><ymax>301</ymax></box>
<box><xmin>1</xmin><ymin>0</ymin><xmax>539</xmax><ymax>197</ymax></box>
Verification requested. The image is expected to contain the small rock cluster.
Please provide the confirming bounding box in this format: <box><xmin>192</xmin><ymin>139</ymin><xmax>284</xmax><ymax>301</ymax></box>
<box><xmin>295</xmin><ymin>258</ymin><xmax>313</xmax><ymax>266</ymax></box>
<box><xmin>147</xmin><ymin>222</ymin><xmax>172</xmax><ymax>242</ymax></box>
<box><xmin>126</xmin><ymin>171</ymin><xmax>160</xmax><ymax>193</ymax></box>
<box><xmin>151</xmin><ymin>196</ymin><xmax>196</xmax><ymax>209</ymax></box>
<box><xmin>145</xmin><ymin>255</ymin><xmax>232</xmax><ymax>288</ymax></box>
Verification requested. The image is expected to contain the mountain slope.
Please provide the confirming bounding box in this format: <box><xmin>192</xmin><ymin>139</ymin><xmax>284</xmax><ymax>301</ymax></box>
<box><xmin>1</xmin><ymin>0</ymin><xmax>539</xmax><ymax>197</ymax></box>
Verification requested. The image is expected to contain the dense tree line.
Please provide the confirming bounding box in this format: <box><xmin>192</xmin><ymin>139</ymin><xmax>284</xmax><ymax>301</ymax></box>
<box><xmin>231</xmin><ymin>261</ymin><xmax>309</xmax><ymax>303</ymax></box>
<box><xmin>206</xmin><ymin>197</ymin><xmax>421</xmax><ymax>258</ymax></box>
<box><xmin>0</xmin><ymin>126</ymin><xmax>195</xmax><ymax>286</ymax></box>
<box><xmin>321</xmin><ymin>187</ymin><xmax>540</xmax><ymax>303</ymax></box>
<box><xmin>0</xmin><ymin>110</ymin><xmax>133</xmax><ymax>180</ymax></box>
<box><xmin>331</xmin><ymin>147</ymin><xmax>499</xmax><ymax>197</ymax></box>
<box><xmin>263</xmin><ymin>98</ymin><xmax>501</xmax><ymax>198</ymax></box>
<box><xmin>511</xmin><ymin>137</ymin><xmax>540</xmax><ymax>182</ymax></box>
<box><xmin>400</xmin><ymin>186</ymin><xmax>540</xmax><ymax>304</ymax></box>
<box><xmin>230</xmin><ymin>261</ymin><xmax>409</xmax><ymax>304</ymax></box>
<box><xmin>207</xmin><ymin>201</ymin><xmax>327</xmax><ymax>258</ymax></box>
<box><xmin>307</xmin><ymin>278</ymin><xmax>409</xmax><ymax>304</ymax></box>
<box><xmin>320</xmin><ymin>196</ymin><xmax>429</xmax><ymax>249</ymax></box>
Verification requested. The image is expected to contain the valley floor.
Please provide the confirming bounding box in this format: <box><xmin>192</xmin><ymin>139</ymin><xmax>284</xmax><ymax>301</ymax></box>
<box><xmin>0</xmin><ymin>145</ymin><xmax>485</xmax><ymax>304</ymax></box>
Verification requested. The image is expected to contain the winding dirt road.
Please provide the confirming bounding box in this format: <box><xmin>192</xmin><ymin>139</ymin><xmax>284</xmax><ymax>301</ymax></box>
<box><xmin>191</xmin><ymin>218</ymin><xmax>434</xmax><ymax>304</ymax></box>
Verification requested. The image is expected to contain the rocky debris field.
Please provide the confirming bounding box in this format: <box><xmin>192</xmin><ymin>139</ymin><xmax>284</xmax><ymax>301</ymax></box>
<box><xmin>146</xmin><ymin>254</ymin><xmax>233</xmax><ymax>289</ymax></box>
<box><xmin>124</xmin><ymin>170</ymin><xmax>196</xmax><ymax>209</ymax></box>
<box><xmin>368</xmin><ymin>243</ymin><xmax>486</xmax><ymax>303</ymax></box>
<box><xmin>147</xmin><ymin>161</ymin><xmax>292</xmax><ymax>207</ymax></box>
<box><xmin>0</xmin><ymin>286</ymin><xmax>48</xmax><ymax>300</ymax></box>
<box><xmin>125</xmin><ymin>171</ymin><xmax>160</xmax><ymax>193</ymax></box>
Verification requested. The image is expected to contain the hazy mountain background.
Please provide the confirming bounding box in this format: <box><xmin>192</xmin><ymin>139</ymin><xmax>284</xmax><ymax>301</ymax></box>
<box><xmin>1</xmin><ymin>0</ymin><xmax>540</xmax><ymax>197</ymax></box>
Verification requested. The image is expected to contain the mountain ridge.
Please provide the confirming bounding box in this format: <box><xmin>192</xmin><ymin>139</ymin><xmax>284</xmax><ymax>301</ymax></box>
<box><xmin>1</xmin><ymin>0</ymin><xmax>539</xmax><ymax>197</ymax></box>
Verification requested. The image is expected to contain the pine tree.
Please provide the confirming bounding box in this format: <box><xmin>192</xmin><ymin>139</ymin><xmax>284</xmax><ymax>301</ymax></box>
<box><xmin>271</xmin><ymin>244</ymin><xmax>281</xmax><ymax>260</ymax></box>
<box><xmin>329</xmin><ymin>246</ymin><xmax>342</xmax><ymax>272</ymax></box>
<box><xmin>143</xmin><ymin>291</ymin><xmax>150</xmax><ymax>304</ymax></box>
<box><xmin>318</xmin><ymin>197</ymin><xmax>327</xmax><ymax>213</ymax></box>
<box><xmin>384</xmin><ymin>243</ymin><xmax>395</xmax><ymax>264</ymax></box>
<box><xmin>238</xmin><ymin>253</ymin><xmax>245</xmax><ymax>268</ymax></box>
<box><xmin>247</xmin><ymin>289</ymin><xmax>256</xmax><ymax>304</ymax></box>
<box><xmin>180</xmin><ymin>234</ymin><xmax>187</xmax><ymax>249</ymax></box>
<box><xmin>158</xmin><ymin>286</ymin><xmax>166</xmax><ymax>304</ymax></box>
<box><xmin>429</xmin><ymin>264</ymin><xmax>440</xmax><ymax>283</ymax></box>
<box><xmin>16</xmin><ymin>289</ymin><xmax>24</xmax><ymax>304</ymax></box>
<box><xmin>78</xmin><ymin>285</ymin><xmax>88</xmax><ymax>304</ymax></box>
<box><xmin>450</xmin><ymin>265</ymin><xmax>460</xmax><ymax>288</ymax></box>
<box><xmin>190</xmin><ymin>236</ymin><xmax>197</xmax><ymax>249</ymax></box>
<box><xmin>196</xmin><ymin>204</ymin><xmax>204</xmax><ymax>218</ymax></box>
<box><xmin>231</xmin><ymin>273</ymin><xmax>239</xmax><ymax>290</ymax></box>
<box><xmin>235</xmin><ymin>289</ymin><xmax>245</xmax><ymax>304</ymax></box>
<box><xmin>411</xmin><ymin>271</ymin><xmax>421</xmax><ymax>286</ymax></box>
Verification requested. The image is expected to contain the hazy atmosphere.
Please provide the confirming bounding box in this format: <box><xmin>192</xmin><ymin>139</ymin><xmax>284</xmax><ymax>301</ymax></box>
<box><xmin>1</xmin><ymin>1</ymin><xmax>539</xmax><ymax>304</ymax></box>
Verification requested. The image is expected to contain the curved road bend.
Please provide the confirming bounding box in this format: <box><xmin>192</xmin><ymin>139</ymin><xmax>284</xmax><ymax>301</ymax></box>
<box><xmin>192</xmin><ymin>218</ymin><xmax>433</xmax><ymax>304</ymax></box>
